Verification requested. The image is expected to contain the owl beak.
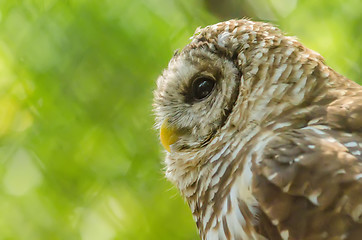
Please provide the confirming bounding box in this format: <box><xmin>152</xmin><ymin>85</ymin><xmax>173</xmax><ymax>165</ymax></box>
<box><xmin>160</xmin><ymin>120</ymin><xmax>179</xmax><ymax>152</ymax></box>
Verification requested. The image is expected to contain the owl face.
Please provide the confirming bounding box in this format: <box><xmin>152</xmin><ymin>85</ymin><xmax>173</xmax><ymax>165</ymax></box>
<box><xmin>154</xmin><ymin>45</ymin><xmax>241</xmax><ymax>153</ymax></box>
<box><xmin>155</xmin><ymin>20</ymin><xmax>282</xmax><ymax>154</ymax></box>
<box><xmin>153</xmin><ymin>19</ymin><xmax>324</xmax><ymax>184</ymax></box>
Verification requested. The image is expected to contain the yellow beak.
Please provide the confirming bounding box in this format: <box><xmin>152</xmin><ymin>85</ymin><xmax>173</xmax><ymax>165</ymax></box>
<box><xmin>160</xmin><ymin>120</ymin><xmax>179</xmax><ymax>152</ymax></box>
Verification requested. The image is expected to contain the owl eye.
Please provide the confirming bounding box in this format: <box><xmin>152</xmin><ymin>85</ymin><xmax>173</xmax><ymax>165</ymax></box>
<box><xmin>191</xmin><ymin>76</ymin><xmax>216</xmax><ymax>101</ymax></box>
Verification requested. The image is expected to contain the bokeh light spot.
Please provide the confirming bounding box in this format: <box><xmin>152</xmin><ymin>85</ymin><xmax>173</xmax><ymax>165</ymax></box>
<box><xmin>80</xmin><ymin>209</ymin><xmax>116</xmax><ymax>240</ymax></box>
<box><xmin>3</xmin><ymin>149</ymin><xmax>43</xmax><ymax>196</ymax></box>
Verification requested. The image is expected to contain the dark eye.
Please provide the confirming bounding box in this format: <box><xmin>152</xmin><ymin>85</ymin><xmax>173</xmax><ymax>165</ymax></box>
<box><xmin>191</xmin><ymin>76</ymin><xmax>215</xmax><ymax>100</ymax></box>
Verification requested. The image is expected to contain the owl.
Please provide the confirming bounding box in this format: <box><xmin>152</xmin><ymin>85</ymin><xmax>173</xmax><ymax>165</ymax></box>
<box><xmin>153</xmin><ymin>19</ymin><xmax>362</xmax><ymax>240</ymax></box>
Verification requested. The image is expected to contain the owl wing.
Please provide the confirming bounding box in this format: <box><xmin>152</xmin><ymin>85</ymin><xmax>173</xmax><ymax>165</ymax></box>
<box><xmin>252</xmin><ymin>94</ymin><xmax>362</xmax><ymax>240</ymax></box>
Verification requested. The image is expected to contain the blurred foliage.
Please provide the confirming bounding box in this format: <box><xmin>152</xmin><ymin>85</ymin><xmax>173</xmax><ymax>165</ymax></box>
<box><xmin>0</xmin><ymin>0</ymin><xmax>359</xmax><ymax>239</ymax></box>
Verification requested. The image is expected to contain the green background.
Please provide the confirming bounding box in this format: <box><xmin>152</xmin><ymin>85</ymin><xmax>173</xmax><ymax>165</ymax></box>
<box><xmin>0</xmin><ymin>0</ymin><xmax>360</xmax><ymax>239</ymax></box>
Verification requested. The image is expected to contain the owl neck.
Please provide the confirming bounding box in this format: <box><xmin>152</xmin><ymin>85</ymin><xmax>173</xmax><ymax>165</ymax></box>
<box><xmin>170</xmin><ymin>122</ymin><xmax>267</xmax><ymax>239</ymax></box>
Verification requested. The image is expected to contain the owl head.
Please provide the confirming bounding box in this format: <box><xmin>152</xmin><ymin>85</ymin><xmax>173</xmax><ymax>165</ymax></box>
<box><xmin>153</xmin><ymin>19</ymin><xmax>329</xmax><ymax>189</ymax></box>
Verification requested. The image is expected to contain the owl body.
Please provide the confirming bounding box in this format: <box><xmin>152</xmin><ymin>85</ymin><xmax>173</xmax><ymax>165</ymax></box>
<box><xmin>154</xmin><ymin>20</ymin><xmax>362</xmax><ymax>240</ymax></box>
